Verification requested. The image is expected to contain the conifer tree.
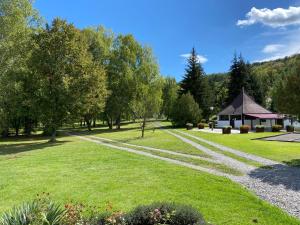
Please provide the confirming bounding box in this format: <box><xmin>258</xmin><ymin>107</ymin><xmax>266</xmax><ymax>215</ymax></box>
<box><xmin>179</xmin><ymin>48</ymin><xmax>212</xmax><ymax>119</ymax></box>
<box><xmin>227</xmin><ymin>53</ymin><xmax>263</xmax><ymax>104</ymax></box>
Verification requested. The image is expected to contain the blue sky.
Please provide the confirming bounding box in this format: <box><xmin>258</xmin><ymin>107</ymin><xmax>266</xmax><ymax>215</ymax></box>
<box><xmin>34</xmin><ymin>0</ymin><xmax>300</xmax><ymax>81</ymax></box>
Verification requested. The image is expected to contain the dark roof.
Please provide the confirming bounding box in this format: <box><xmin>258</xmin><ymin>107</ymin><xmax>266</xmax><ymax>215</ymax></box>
<box><xmin>218</xmin><ymin>89</ymin><xmax>272</xmax><ymax>115</ymax></box>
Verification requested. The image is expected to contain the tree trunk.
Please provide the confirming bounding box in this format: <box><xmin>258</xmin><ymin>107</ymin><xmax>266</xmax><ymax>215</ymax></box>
<box><xmin>49</xmin><ymin>128</ymin><xmax>56</xmax><ymax>143</ymax></box>
<box><xmin>93</xmin><ymin>119</ymin><xmax>96</xmax><ymax>127</ymax></box>
<box><xmin>106</xmin><ymin>115</ymin><xmax>113</xmax><ymax>129</ymax></box>
<box><xmin>24</xmin><ymin>117</ymin><xmax>33</xmax><ymax>136</ymax></box>
<box><xmin>15</xmin><ymin>127</ymin><xmax>19</xmax><ymax>137</ymax></box>
<box><xmin>116</xmin><ymin>116</ymin><xmax>121</xmax><ymax>130</ymax></box>
<box><xmin>141</xmin><ymin>117</ymin><xmax>146</xmax><ymax>138</ymax></box>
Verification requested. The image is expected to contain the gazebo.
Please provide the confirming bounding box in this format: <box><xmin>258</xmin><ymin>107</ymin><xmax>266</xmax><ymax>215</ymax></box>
<box><xmin>217</xmin><ymin>88</ymin><xmax>283</xmax><ymax>129</ymax></box>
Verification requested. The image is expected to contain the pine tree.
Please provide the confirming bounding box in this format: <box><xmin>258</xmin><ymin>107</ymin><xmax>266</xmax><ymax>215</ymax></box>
<box><xmin>179</xmin><ymin>48</ymin><xmax>212</xmax><ymax>119</ymax></box>
<box><xmin>227</xmin><ymin>53</ymin><xmax>263</xmax><ymax>104</ymax></box>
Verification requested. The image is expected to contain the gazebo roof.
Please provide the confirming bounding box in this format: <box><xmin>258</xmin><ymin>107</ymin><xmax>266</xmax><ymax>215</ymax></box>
<box><xmin>218</xmin><ymin>89</ymin><xmax>272</xmax><ymax>116</ymax></box>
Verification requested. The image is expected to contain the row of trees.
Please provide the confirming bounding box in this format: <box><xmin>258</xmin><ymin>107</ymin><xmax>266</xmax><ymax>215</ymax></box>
<box><xmin>0</xmin><ymin>0</ymin><xmax>164</xmax><ymax>140</ymax></box>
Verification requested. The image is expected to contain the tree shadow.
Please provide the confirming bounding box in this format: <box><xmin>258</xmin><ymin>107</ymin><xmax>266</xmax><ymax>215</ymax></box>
<box><xmin>248</xmin><ymin>162</ymin><xmax>300</xmax><ymax>191</ymax></box>
<box><xmin>0</xmin><ymin>138</ymin><xmax>68</xmax><ymax>156</ymax></box>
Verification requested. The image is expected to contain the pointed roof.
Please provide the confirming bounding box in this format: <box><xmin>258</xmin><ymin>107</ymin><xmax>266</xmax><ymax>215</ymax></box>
<box><xmin>218</xmin><ymin>88</ymin><xmax>272</xmax><ymax>115</ymax></box>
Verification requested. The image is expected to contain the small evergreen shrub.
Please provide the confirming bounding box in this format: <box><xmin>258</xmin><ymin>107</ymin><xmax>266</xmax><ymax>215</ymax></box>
<box><xmin>286</xmin><ymin>125</ymin><xmax>295</xmax><ymax>132</ymax></box>
<box><xmin>272</xmin><ymin>125</ymin><xmax>282</xmax><ymax>132</ymax></box>
<box><xmin>125</xmin><ymin>202</ymin><xmax>207</xmax><ymax>225</ymax></box>
<box><xmin>171</xmin><ymin>93</ymin><xmax>202</xmax><ymax>127</ymax></box>
<box><xmin>222</xmin><ymin>126</ymin><xmax>231</xmax><ymax>134</ymax></box>
<box><xmin>197</xmin><ymin>123</ymin><xmax>205</xmax><ymax>129</ymax></box>
<box><xmin>186</xmin><ymin>123</ymin><xmax>194</xmax><ymax>130</ymax></box>
<box><xmin>240</xmin><ymin>125</ymin><xmax>250</xmax><ymax>134</ymax></box>
<box><xmin>255</xmin><ymin>125</ymin><xmax>265</xmax><ymax>133</ymax></box>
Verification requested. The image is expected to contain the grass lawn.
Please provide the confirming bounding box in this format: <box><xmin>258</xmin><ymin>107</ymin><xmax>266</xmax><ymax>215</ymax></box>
<box><xmin>0</xmin><ymin>124</ymin><xmax>299</xmax><ymax>224</ymax></box>
<box><xmin>182</xmin><ymin>129</ymin><xmax>300</xmax><ymax>164</ymax></box>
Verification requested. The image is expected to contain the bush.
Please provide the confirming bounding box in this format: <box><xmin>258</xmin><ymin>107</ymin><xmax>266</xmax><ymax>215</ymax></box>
<box><xmin>197</xmin><ymin>123</ymin><xmax>205</xmax><ymax>129</ymax></box>
<box><xmin>171</xmin><ymin>93</ymin><xmax>202</xmax><ymax>127</ymax></box>
<box><xmin>286</xmin><ymin>125</ymin><xmax>295</xmax><ymax>132</ymax></box>
<box><xmin>222</xmin><ymin>126</ymin><xmax>231</xmax><ymax>134</ymax></box>
<box><xmin>255</xmin><ymin>125</ymin><xmax>265</xmax><ymax>133</ymax></box>
<box><xmin>186</xmin><ymin>123</ymin><xmax>193</xmax><ymax>130</ymax></box>
<box><xmin>0</xmin><ymin>197</ymin><xmax>65</xmax><ymax>225</ymax></box>
<box><xmin>1</xmin><ymin>201</ymin><xmax>207</xmax><ymax>225</ymax></box>
<box><xmin>240</xmin><ymin>125</ymin><xmax>250</xmax><ymax>134</ymax></box>
<box><xmin>272</xmin><ymin>125</ymin><xmax>283</xmax><ymax>132</ymax></box>
<box><xmin>125</xmin><ymin>202</ymin><xmax>207</xmax><ymax>225</ymax></box>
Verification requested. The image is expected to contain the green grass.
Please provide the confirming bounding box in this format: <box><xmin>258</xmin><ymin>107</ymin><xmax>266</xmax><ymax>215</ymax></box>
<box><xmin>94</xmin><ymin>138</ymin><xmax>242</xmax><ymax>176</ymax></box>
<box><xmin>181</xmin><ymin>129</ymin><xmax>300</xmax><ymax>164</ymax></box>
<box><xmin>0</xmin><ymin>123</ymin><xmax>299</xmax><ymax>224</ymax></box>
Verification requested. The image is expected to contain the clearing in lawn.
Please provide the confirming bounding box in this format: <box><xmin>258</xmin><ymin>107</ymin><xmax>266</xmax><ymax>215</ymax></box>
<box><xmin>1</xmin><ymin>122</ymin><xmax>300</xmax><ymax>225</ymax></box>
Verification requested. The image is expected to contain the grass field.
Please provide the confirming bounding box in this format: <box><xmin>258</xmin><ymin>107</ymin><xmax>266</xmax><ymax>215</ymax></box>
<box><xmin>1</xmin><ymin>122</ymin><xmax>300</xmax><ymax>224</ymax></box>
<box><xmin>181</xmin><ymin>128</ymin><xmax>300</xmax><ymax>164</ymax></box>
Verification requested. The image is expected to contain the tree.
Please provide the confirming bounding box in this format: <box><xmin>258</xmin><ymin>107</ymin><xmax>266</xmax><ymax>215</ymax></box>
<box><xmin>227</xmin><ymin>53</ymin><xmax>263</xmax><ymax>104</ymax></box>
<box><xmin>161</xmin><ymin>77</ymin><xmax>178</xmax><ymax>120</ymax></box>
<box><xmin>0</xmin><ymin>0</ymin><xmax>40</xmax><ymax>137</ymax></box>
<box><xmin>274</xmin><ymin>64</ymin><xmax>300</xmax><ymax>118</ymax></box>
<box><xmin>131</xmin><ymin>47</ymin><xmax>163</xmax><ymax>138</ymax></box>
<box><xmin>31</xmin><ymin>19</ymin><xmax>106</xmax><ymax>141</ymax></box>
<box><xmin>179</xmin><ymin>48</ymin><xmax>212</xmax><ymax>119</ymax></box>
<box><xmin>171</xmin><ymin>93</ymin><xmax>202</xmax><ymax>127</ymax></box>
<box><xmin>105</xmin><ymin>35</ymin><xmax>141</xmax><ymax>129</ymax></box>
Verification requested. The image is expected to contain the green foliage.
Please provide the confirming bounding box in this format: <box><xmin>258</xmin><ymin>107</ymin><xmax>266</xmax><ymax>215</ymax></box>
<box><xmin>131</xmin><ymin>47</ymin><xmax>163</xmax><ymax>137</ymax></box>
<box><xmin>274</xmin><ymin>63</ymin><xmax>300</xmax><ymax>117</ymax></box>
<box><xmin>105</xmin><ymin>34</ymin><xmax>141</xmax><ymax>129</ymax></box>
<box><xmin>31</xmin><ymin>18</ymin><xmax>108</xmax><ymax>140</ymax></box>
<box><xmin>179</xmin><ymin>48</ymin><xmax>212</xmax><ymax>119</ymax></box>
<box><xmin>125</xmin><ymin>202</ymin><xmax>207</xmax><ymax>225</ymax></box>
<box><xmin>161</xmin><ymin>77</ymin><xmax>178</xmax><ymax>120</ymax></box>
<box><xmin>171</xmin><ymin>93</ymin><xmax>202</xmax><ymax>127</ymax></box>
<box><xmin>0</xmin><ymin>196</ymin><xmax>65</xmax><ymax>225</ymax></box>
<box><xmin>227</xmin><ymin>54</ymin><xmax>263</xmax><ymax>105</ymax></box>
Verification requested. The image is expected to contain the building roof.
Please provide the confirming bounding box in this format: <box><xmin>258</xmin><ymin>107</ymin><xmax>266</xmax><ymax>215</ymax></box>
<box><xmin>245</xmin><ymin>113</ymin><xmax>283</xmax><ymax>119</ymax></box>
<box><xmin>218</xmin><ymin>88</ymin><xmax>273</xmax><ymax>116</ymax></box>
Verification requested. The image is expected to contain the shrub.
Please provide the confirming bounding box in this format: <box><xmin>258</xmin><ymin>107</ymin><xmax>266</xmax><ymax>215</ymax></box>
<box><xmin>0</xmin><ymin>199</ymin><xmax>65</xmax><ymax>225</ymax></box>
<box><xmin>1</xmin><ymin>201</ymin><xmax>207</xmax><ymax>225</ymax></box>
<box><xmin>171</xmin><ymin>93</ymin><xmax>202</xmax><ymax>127</ymax></box>
<box><xmin>272</xmin><ymin>125</ymin><xmax>282</xmax><ymax>132</ymax></box>
<box><xmin>240</xmin><ymin>125</ymin><xmax>250</xmax><ymax>134</ymax></box>
<box><xmin>255</xmin><ymin>125</ymin><xmax>265</xmax><ymax>133</ymax></box>
<box><xmin>222</xmin><ymin>126</ymin><xmax>231</xmax><ymax>134</ymax></box>
<box><xmin>125</xmin><ymin>202</ymin><xmax>207</xmax><ymax>225</ymax></box>
<box><xmin>286</xmin><ymin>125</ymin><xmax>295</xmax><ymax>132</ymax></box>
<box><xmin>186</xmin><ymin>123</ymin><xmax>193</xmax><ymax>130</ymax></box>
<box><xmin>197</xmin><ymin>123</ymin><xmax>205</xmax><ymax>129</ymax></box>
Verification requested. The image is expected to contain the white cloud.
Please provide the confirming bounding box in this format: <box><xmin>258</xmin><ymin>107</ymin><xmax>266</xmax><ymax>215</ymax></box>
<box><xmin>237</xmin><ymin>6</ymin><xmax>300</xmax><ymax>28</ymax></box>
<box><xmin>255</xmin><ymin>30</ymin><xmax>300</xmax><ymax>62</ymax></box>
<box><xmin>180</xmin><ymin>53</ymin><xmax>208</xmax><ymax>64</ymax></box>
<box><xmin>262</xmin><ymin>44</ymin><xmax>284</xmax><ymax>53</ymax></box>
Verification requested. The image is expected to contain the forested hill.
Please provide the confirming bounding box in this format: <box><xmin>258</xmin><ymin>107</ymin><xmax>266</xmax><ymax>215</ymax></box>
<box><xmin>207</xmin><ymin>54</ymin><xmax>300</xmax><ymax>112</ymax></box>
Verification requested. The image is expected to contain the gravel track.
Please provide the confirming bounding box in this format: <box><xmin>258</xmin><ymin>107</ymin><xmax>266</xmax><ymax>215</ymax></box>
<box><xmin>88</xmin><ymin>135</ymin><xmax>219</xmax><ymax>163</ymax></box>
<box><xmin>164</xmin><ymin>130</ymin><xmax>255</xmax><ymax>174</ymax></box>
<box><xmin>174</xmin><ymin>129</ymin><xmax>279</xmax><ymax>166</ymax></box>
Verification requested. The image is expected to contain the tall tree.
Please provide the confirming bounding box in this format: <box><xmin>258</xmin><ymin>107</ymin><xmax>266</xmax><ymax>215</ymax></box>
<box><xmin>179</xmin><ymin>48</ymin><xmax>212</xmax><ymax>119</ymax></box>
<box><xmin>161</xmin><ymin>77</ymin><xmax>178</xmax><ymax>120</ymax></box>
<box><xmin>227</xmin><ymin>53</ymin><xmax>263</xmax><ymax>104</ymax></box>
<box><xmin>105</xmin><ymin>35</ymin><xmax>141</xmax><ymax>129</ymax></box>
<box><xmin>31</xmin><ymin>19</ymin><xmax>107</xmax><ymax>141</ymax></box>
<box><xmin>131</xmin><ymin>47</ymin><xmax>163</xmax><ymax>138</ymax></box>
<box><xmin>0</xmin><ymin>0</ymin><xmax>40</xmax><ymax>136</ymax></box>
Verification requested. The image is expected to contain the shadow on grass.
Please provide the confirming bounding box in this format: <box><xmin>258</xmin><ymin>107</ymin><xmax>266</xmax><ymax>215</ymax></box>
<box><xmin>249</xmin><ymin>161</ymin><xmax>300</xmax><ymax>191</ymax></box>
<box><xmin>0</xmin><ymin>139</ymin><xmax>68</xmax><ymax>156</ymax></box>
